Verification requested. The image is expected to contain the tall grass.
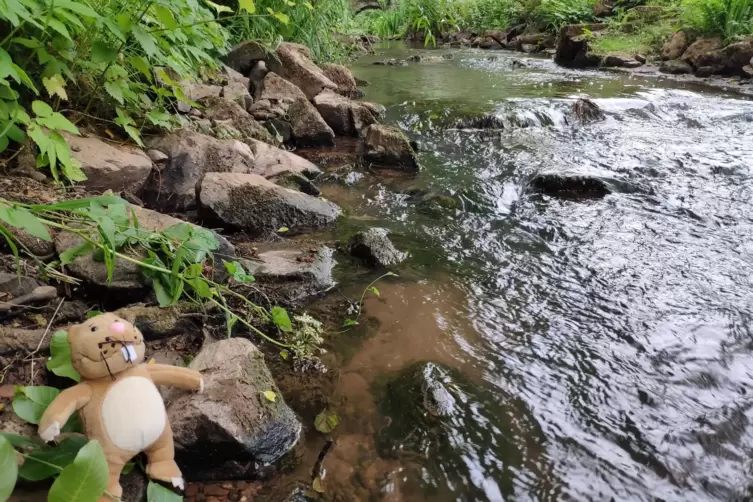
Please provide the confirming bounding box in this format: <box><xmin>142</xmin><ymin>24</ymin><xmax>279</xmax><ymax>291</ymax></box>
<box><xmin>680</xmin><ymin>0</ymin><xmax>753</xmax><ymax>39</ymax></box>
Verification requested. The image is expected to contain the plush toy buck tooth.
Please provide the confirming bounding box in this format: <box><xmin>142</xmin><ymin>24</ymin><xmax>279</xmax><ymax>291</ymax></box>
<box><xmin>38</xmin><ymin>313</ymin><xmax>203</xmax><ymax>500</ymax></box>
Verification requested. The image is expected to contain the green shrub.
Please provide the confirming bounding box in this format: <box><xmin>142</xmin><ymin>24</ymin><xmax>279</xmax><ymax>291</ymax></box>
<box><xmin>532</xmin><ymin>0</ymin><xmax>597</xmax><ymax>31</ymax></box>
<box><xmin>680</xmin><ymin>0</ymin><xmax>753</xmax><ymax>39</ymax></box>
<box><xmin>462</xmin><ymin>0</ymin><xmax>514</xmax><ymax>32</ymax></box>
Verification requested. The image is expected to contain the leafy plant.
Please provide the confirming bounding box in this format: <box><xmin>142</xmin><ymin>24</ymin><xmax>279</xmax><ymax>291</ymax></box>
<box><xmin>681</xmin><ymin>0</ymin><xmax>753</xmax><ymax>39</ymax></box>
<box><xmin>340</xmin><ymin>272</ymin><xmax>397</xmax><ymax>330</ymax></box>
<box><xmin>314</xmin><ymin>409</ymin><xmax>339</xmax><ymax>433</ymax></box>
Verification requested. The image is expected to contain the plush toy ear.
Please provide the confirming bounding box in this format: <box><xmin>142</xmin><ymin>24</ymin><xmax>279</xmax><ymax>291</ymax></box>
<box><xmin>66</xmin><ymin>323</ymin><xmax>81</xmax><ymax>344</ymax></box>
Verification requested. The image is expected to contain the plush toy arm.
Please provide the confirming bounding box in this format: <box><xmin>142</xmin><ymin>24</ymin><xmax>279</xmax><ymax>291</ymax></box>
<box><xmin>38</xmin><ymin>383</ymin><xmax>92</xmax><ymax>442</ymax></box>
<box><xmin>147</xmin><ymin>364</ymin><xmax>203</xmax><ymax>391</ymax></box>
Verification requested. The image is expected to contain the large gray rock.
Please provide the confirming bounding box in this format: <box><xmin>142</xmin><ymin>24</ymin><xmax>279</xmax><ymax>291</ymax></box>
<box><xmin>245</xmin><ymin>139</ymin><xmax>322</xmax><ymax>180</ymax></box>
<box><xmin>660</xmin><ymin>59</ymin><xmax>693</xmax><ymax>74</ymax></box>
<box><xmin>167</xmin><ymin>338</ymin><xmax>302</xmax><ymax>481</ymax></box>
<box><xmin>260</xmin><ymin>72</ymin><xmax>308</xmax><ymax>104</ymax></box>
<box><xmin>361</xmin><ymin>124</ymin><xmax>419</xmax><ymax>171</ymax></box>
<box><xmin>221</xmin><ymin>81</ymin><xmax>253</xmax><ymax>110</ymax></box>
<box><xmin>319</xmin><ymin>63</ymin><xmax>361</xmax><ymax>98</ymax></box>
<box><xmin>554</xmin><ymin>25</ymin><xmax>601</xmax><ymax>68</ymax></box>
<box><xmin>313</xmin><ymin>90</ymin><xmax>378</xmax><ymax>136</ymax></box>
<box><xmin>223</xmin><ymin>40</ymin><xmax>269</xmax><ymax>75</ymax></box>
<box><xmin>197</xmin><ymin>172</ymin><xmax>340</xmax><ymax>235</ymax></box>
<box><xmin>348</xmin><ymin>228</ymin><xmax>406</xmax><ymax>268</ymax></box>
<box><xmin>0</xmin><ymin>273</ymin><xmax>43</xmax><ymax>299</ymax></box>
<box><xmin>142</xmin><ymin>129</ymin><xmax>255</xmax><ymax>211</ymax></box>
<box><xmin>62</xmin><ymin>132</ymin><xmax>152</xmax><ymax>194</ymax></box>
<box><xmin>661</xmin><ymin>31</ymin><xmax>689</xmax><ymax>60</ymax></box>
<box><xmin>199</xmin><ymin>96</ymin><xmax>274</xmax><ymax>143</ymax></box>
<box><xmin>275</xmin><ymin>42</ymin><xmax>337</xmax><ymax>100</ymax></box>
<box><xmin>288</xmin><ymin>98</ymin><xmax>335</xmax><ymax>147</ymax></box>
<box><xmin>718</xmin><ymin>38</ymin><xmax>753</xmax><ymax>75</ymax></box>
<box><xmin>681</xmin><ymin>37</ymin><xmax>724</xmax><ymax>67</ymax></box>
<box><xmin>572</xmin><ymin>98</ymin><xmax>605</xmax><ymax>122</ymax></box>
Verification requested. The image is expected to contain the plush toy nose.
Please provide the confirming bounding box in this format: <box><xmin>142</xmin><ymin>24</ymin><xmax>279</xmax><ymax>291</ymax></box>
<box><xmin>110</xmin><ymin>321</ymin><xmax>126</xmax><ymax>334</ymax></box>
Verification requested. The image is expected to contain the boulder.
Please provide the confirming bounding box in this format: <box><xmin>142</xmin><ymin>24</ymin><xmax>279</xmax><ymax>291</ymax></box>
<box><xmin>142</xmin><ymin>129</ymin><xmax>255</xmax><ymax>211</ymax></box>
<box><xmin>313</xmin><ymin>90</ymin><xmax>379</xmax><ymax>136</ymax></box>
<box><xmin>243</xmin><ymin>245</ymin><xmax>336</xmax><ymax>304</ymax></box>
<box><xmin>661</xmin><ymin>31</ymin><xmax>689</xmax><ymax>60</ymax></box>
<box><xmin>260</xmin><ymin>71</ymin><xmax>308</xmax><ymax>104</ymax></box>
<box><xmin>288</xmin><ymin>98</ymin><xmax>335</xmax><ymax>147</ymax></box>
<box><xmin>361</xmin><ymin>124</ymin><xmax>419</xmax><ymax>172</ymax></box>
<box><xmin>602</xmin><ymin>54</ymin><xmax>641</xmax><ymax>67</ymax></box>
<box><xmin>319</xmin><ymin>63</ymin><xmax>358</xmax><ymax>95</ymax></box>
<box><xmin>478</xmin><ymin>37</ymin><xmax>503</xmax><ymax>50</ymax></box>
<box><xmin>197</xmin><ymin>172</ymin><xmax>341</xmax><ymax>235</ymax></box>
<box><xmin>221</xmin><ymin>64</ymin><xmax>250</xmax><ymax>89</ymax></box>
<box><xmin>527</xmin><ymin>173</ymin><xmax>614</xmax><ymax>198</ymax></box>
<box><xmin>348</xmin><ymin>228</ymin><xmax>407</xmax><ymax>268</ymax></box>
<box><xmin>223</xmin><ymin>40</ymin><xmax>269</xmax><ymax>75</ymax></box>
<box><xmin>680</xmin><ymin>37</ymin><xmax>723</xmax><ymax>67</ymax></box>
<box><xmin>718</xmin><ymin>38</ymin><xmax>753</xmax><ymax>75</ymax></box>
<box><xmin>571</xmin><ymin>98</ymin><xmax>605</xmax><ymax>122</ymax></box>
<box><xmin>62</xmin><ymin>132</ymin><xmax>152</xmax><ymax>194</ymax></box>
<box><xmin>249</xmin><ymin>61</ymin><xmax>269</xmax><ymax>100</ymax></box>
<box><xmin>275</xmin><ymin>42</ymin><xmax>338</xmax><ymax>100</ymax></box>
<box><xmin>695</xmin><ymin>64</ymin><xmax>725</xmax><ymax>77</ymax></box>
<box><xmin>167</xmin><ymin>338</ymin><xmax>302</xmax><ymax>481</ymax></box>
<box><xmin>245</xmin><ymin>138</ymin><xmax>322</xmax><ymax>179</ymax></box>
<box><xmin>554</xmin><ymin>25</ymin><xmax>600</xmax><ymax>68</ymax></box>
<box><xmin>361</xmin><ymin>101</ymin><xmax>386</xmax><ymax>119</ymax></box>
<box><xmin>221</xmin><ymin>81</ymin><xmax>253</xmax><ymax>110</ymax></box>
<box><xmin>198</xmin><ymin>96</ymin><xmax>274</xmax><ymax>143</ymax></box>
<box><xmin>659</xmin><ymin>59</ymin><xmax>692</xmax><ymax>74</ymax></box>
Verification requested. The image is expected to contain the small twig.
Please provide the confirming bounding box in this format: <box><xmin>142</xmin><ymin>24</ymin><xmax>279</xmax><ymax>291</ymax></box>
<box><xmin>29</xmin><ymin>297</ymin><xmax>65</xmax><ymax>385</ymax></box>
<box><xmin>312</xmin><ymin>439</ymin><xmax>334</xmax><ymax>480</ymax></box>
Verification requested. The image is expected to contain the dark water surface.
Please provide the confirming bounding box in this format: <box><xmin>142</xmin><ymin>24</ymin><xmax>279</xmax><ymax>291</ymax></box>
<box><xmin>295</xmin><ymin>43</ymin><xmax>753</xmax><ymax>502</ymax></box>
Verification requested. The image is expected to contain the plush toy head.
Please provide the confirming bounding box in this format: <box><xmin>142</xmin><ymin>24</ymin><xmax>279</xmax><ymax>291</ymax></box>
<box><xmin>68</xmin><ymin>313</ymin><xmax>146</xmax><ymax>380</ymax></box>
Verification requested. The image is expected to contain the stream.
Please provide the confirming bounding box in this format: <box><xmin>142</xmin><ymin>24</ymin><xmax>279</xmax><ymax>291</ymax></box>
<box><xmin>290</xmin><ymin>43</ymin><xmax>753</xmax><ymax>502</ymax></box>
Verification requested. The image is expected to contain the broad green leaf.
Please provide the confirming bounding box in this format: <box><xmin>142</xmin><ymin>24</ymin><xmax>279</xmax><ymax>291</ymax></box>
<box><xmin>267</xmin><ymin>9</ymin><xmax>290</xmax><ymax>24</ymax></box>
<box><xmin>47</xmin><ymin>330</ymin><xmax>80</xmax><ymax>382</ymax></box>
<box><xmin>342</xmin><ymin>319</ymin><xmax>358</xmax><ymax>328</ymax></box>
<box><xmin>47</xmin><ymin>19</ymin><xmax>72</xmax><ymax>41</ymax></box>
<box><xmin>86</xmin><ymin>310</ymin><xmax>103</xmax><ymax>319</ymax></box>
<box><xmin>146</xmin><ymin>480</ymin><xmax>182</xmax><ymax>502</ymax></box>
<box><xmin>0</xmin><ymin>48</ymin><xmax>12</xmax><ymax>80</ymax></box>
<box><xmin>0</xmin><ymin>435</ymin><xmax>18</xmax><ymax>501</ymax></box>
<box><xmin>205</xmin><ymin>0</ymin><xmax>233</xmax><ymax>13</ymax></box>
<box><xmin>238</xmin><ymin>0</ymin><xmax>256</xmax><ymax>12</ymax></box>
<box><xmin>91</xmin><ymin>40</ymin><xmax>118</xmax><ymax>63</ymax></box>
<box><xmin>280</xmin><ymin>349</ymin><xmax>289</xmax><ymax>360</ymax></box>
<box><xmin>0</xmin><ymin>205</ymin><xmax>51</xmax><ymax>241</ymax></box>
<box><xmin>42</xmin><ymin>74</ymin><xmax>68</xmax><ymax>100</ymax></box>
<box><xmin>0</xmin><ymin>432</ymin><xmax>40</xmax><ymax>448</ymax></box>
<box><xmin>121</xmin><ymin>462</ymin><xmax>134</xmax><ymax>475</ymax></box>
<box><xmin>152</xmin><ymin>278</ymin><xmax>174</xmax><ymax>307</ymax></box>
<box><xmin>19</xmin><ymin>436</ymin><xmax>87</xmax><ymax>481</ymax></box>
<box><xmin>11</xmin><ymin>63</ymin><xmax>38</xmax><ymax>93</ymax></box>
<box><xmin>124</xmin><ymin>125</ymin><xmax>144</xmax><ymax>147</ymax></box>
<box><xmin>277</xmin><ymin>227</ymin><xmax>289</xmax><ymax>233</ymax></box>
<box><xmin>47</xmin><ymin>440</ymin><xmax>109</xmax><ymax>502</ymax></box>
<box><xmin>183</xmin><ymin>263</ymin><xmax>203</xmax><ymax>280</ymax></box>
<box><xmin>0</xmin><ymin>135</ymin><xmax>8</xmax><ymax>153</ymax></box>
<box><xmin>6</xmin><ymin>123</ymin><xmax>24</xmax><ymax>143</ymax></box>
<box><xmin>101</xmin><ymin>18</ymin><xmax>126</xmax><ymax>42</ymax></box>
<box><xmin>37</xmin><ymin>111</ymin><xmax>80</xmax><ymax>134</ymax></box>
<box><xmin>12</xmin><ymin>38</ymin><xmax>43</xmax><ymax>49</ymax></box>
<box><xmin>29</xmin><ymin>196</ymin><xmax>125</xmax><ymax>212</ymax></box>
<box><xmin>56</xmin><ymin>0</ymin><xmax>99</xmax><ymax>18</ymax></box>
<box><xmin>271</xmin><ymin>306</ymin><xmax>292</xmax><ymax>332</ymax></box>
<box><xmin>189</xmin><ymin>278</ymin><xmax>213</xmax><ymax>298</ymax></box>
<box><xmin>314</xmin><ymin>409</ymin><xmax>339</xmax><ymax>433</ymax></box>
<box><xmin>154</xmin><ymin>6</ymin><xmax>178</xmax><ymax>30</ymax></box>
<box><xmin>223</xmin><ymin>260</ymin><xmax>255</xmax><ymax>283</ymax></box>
<box><xmin>50</xmin><ymin>132</ymin><xmax>86</xmax><ymax>181</ymax></box>
<box><xmin>370</xmin><ymin>287</ymin><xmax>380</xmax><ymax>297</ymax></box>
<box><xmin>31</xmin><ymin>100</ymin><xmax>53</xmax><ymax>118</ymax></box>
<box><xmin>12</xmin><ymin>386</ymin><xmax>60</xmax><ymax>424</ymax></box>
<box><xmin>129</xmin><ymin>56</ymin><xmax>151</xmax><ymax>80</ymax></box>
<box><xmin>104</xmin><ymin>80</ymin><xmax>124</xmax><ymax>104</ymax></box>
<box><xmin>263</xmin><ymin>390</ymin><xmax>276</xmax><ymax>402</ymax></box>
<box><xmin>131</xmin><ymin>25</ymin><xmax>159</xmax><ymax>58</ymax></box>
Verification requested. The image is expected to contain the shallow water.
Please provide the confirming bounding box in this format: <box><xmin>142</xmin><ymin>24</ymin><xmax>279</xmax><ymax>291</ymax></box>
<box><xmin>296</xmin><ymin>43</ymin><xmax>753</xmax><ymax>502</ymax></box>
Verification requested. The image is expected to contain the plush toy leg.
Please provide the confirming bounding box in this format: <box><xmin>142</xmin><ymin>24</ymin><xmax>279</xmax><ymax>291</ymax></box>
<box><xmin>98</xmin><ymin>458</ymin><xmax>125</xmax><ymax>502</ymax></box>
<box><xmin>145</xmin><ymin>423</ymin><xmax>184</xmax><ymax>490</ymax></box>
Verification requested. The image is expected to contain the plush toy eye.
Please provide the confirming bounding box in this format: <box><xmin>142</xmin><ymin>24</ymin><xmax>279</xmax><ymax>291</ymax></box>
<box><xmin>90</xmin><ymin>326</ymin><xmax>98</xmax><ymax>332</ymax></box>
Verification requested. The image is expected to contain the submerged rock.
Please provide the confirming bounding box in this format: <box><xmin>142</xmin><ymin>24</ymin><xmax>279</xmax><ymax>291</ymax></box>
<box><xmin>572</xmin><ymin>98</ymin><xmax>605</xmax><ymax>122</ymax></box>
<box><xmin>348</xmin><ymin>228</ymin><xmax>407</xmax><ymax>268</ymax></box>
<box><xmin>276</xmin><ymin>42</ymin><xmax>338</xmax><ymax>100</ymax></box>
<box><xmin>197</xmin><ymin>172</ymin><xmax>340</xmax><ymax>235</ymax></box>
<box><xmin>661</xmin><ymin>31</ymin><xmax>689</xmax><ymax>60</ymax></box>
<box><xmin>527</xmin><ymin>172</ymin><xmax>614</xmax><ymax>198</ymax></box>
<box><xmin>167</xmin><ymin>337</ymin><xmax>302</xmax><ymax>481</ymax></box>
<box><xmin>448</xmin><ymin>114</ymin><xmax>505</xmax><ymax>130</ymax></box>
<box><xmin>62</xmin><ymin>132</ymin><xmax>153</xmax><ymax>194</ymax></box>
<box><xmin>361</xmin><ymin>124</ymin><xmax>419</xmax><ymax>171</ymax></box>
<box><xmin>143</xmin><ymin>129</ymin><xmax>255</xmax><ymax>212</ymax></box>
<box><xmin>313</xmin><ymin>90</ymin><xmax>379</xmax><ymax>136</ymax></box>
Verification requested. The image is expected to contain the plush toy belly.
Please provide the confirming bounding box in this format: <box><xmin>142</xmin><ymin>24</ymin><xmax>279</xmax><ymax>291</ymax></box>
<box><xmin>101</xmin><ymin>376</ymin><xmax>167</xmax><ymax>452</ymax></box>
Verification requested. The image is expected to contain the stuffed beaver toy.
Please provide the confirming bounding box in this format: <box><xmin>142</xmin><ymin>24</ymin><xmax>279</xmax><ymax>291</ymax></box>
<box><xmin>38</xmin><ymin>312</ymin><xmax>203</xmax><ymax>500</ymax></box>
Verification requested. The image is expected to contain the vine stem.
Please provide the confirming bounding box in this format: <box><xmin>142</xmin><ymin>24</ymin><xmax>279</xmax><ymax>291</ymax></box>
<box><xmin>336</xmin><ymin>272</ymin><xmax>397</xmax><ymax>334</ymax></box>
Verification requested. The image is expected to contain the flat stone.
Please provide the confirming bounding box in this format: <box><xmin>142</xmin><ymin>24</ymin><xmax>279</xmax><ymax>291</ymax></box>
<box><xmin>197</xmin><ymin>172</ymin><xmax>340</xmax><ymax>235</ymax></box>
<box><xmin>313</xmin><ymin>90</ymin><xmax>379</xmax><ymax>136</ymax></box>
<box><xmin>275</xmin><ymin>42</ymin><xmax>337</xmax><ymax>100</ymax></box>
<box><xmin>143</xmin><ymin>129</ymin><xmax>255</xmax><ymax>212</ymax></box>
<box><xmin>62</xmin><ymin>132</ymin><xmax>152</xmax><ymax>194</ymax></box>
<box><xmin>0</xmin><ymin>273</ymin><xmax>43</xmax><ymax>299</ymax></box>
<box><xmin>659</xmin><ymin>59</ymin><xmax>692</xmax><ymax>74</ymax></box>
<box><xmin>361</xmin><ymin>124</ymin><xmax>419</xmax><ymax>171</ymax></box>
<box><xmin>348</xmin><ymin>228</ymin><xmax>407</xmax><ymax>267</ymax></box>
<box><xmin>167</xmin><ymin>338</ymin><xmax>302</xmax><ymax>481</ymax></box>
<box><xmin>245</xmin><ymin>138</ymin><xmax>322</xmax><ymax>179</ymax></box>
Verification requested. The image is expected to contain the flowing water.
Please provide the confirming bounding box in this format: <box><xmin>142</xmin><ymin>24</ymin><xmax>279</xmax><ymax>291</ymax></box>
<box><xmin>291</xmin><ymin>43</ymin><xmax>753</xmax><ymax>502</ymax></box>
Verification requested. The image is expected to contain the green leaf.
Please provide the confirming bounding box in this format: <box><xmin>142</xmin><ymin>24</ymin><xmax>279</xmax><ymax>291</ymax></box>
<box><xmin>86</xmin><ymin>310</ymin><xmax>103</xmax><ymax>319</ymax></box>
<box><xmin>263</xmin><ymin>390</ymin><xmax>277</xmax><ymax>402</ymax></box>
<box><xmin>12</xmin><ymin>38</ymin><xmax>43</xmax><ymax>49</ymax></box>
<box><xmin>238</xmin><ymin>0</ymin><xmax>256</xmax><ymax>12</ymax></box>
<box><xmin>56</xmin><ymin>0</ymin><xmax>99</xmax><ymax>18</ymax></box>
<box><xmin>0</xmin><ymin>432</ymin><xmax>40</xmax><ymax>449</ymax></box>
<box><xmin>0</xmin><ymin>48</ymin><xmax>13</xmax><ymax>80</ymax></box>
<box><xmin>51</xmin><ymin>132</ymin><xmax>86</xmax><ymax>182</ymax></box>
<box><xmin>0</xmin><ymin>435</ymin><xmax>18</xmax><ymax>500</ymax></box>
<box><xmin>19</xmin><ymin>436</ymin><xmax>87</xmax><ymax>481</ymax></box>
<box><xmin>48</xmin><ymin>440</ymin><xmax>109</xmax><ymax>502</ymax></box>
<box><xmin>271</xmin><ymin>306</ymin><xmax>292</xmax><ymax>332</ymax></box>
<box><xmin>370</xmin><ymin>287</ymin><xmax>379</xmax><ymax>297</ymax></box>
<box><xmin>37</xmin><ymin>111</ymin><xmax>80</xmax><ymax>134</ymax></box>
<box><xmin>42</xmin><ymin>74</ymin><xmax>68</xmax><ymax>100</ymax></box>
<box><xmin>280</xmin><ymin>349</ymin><xmax>289</xmax><ymax>360</ymax></box>
<box><xmin>47</xmin><ymin>330</ymin><xmax>80</xmax><ymax>382</ymax></box>
<box><xmin>104</xmin><ymin>80</ymin><xmax>124</xmax><ymax>104</ymax></box>
<box><xmin>277</xmin><ymin>227</ymin><xmax>289</xmax><ymax>233</ymax></box>
<box><xmin>59</xmin><ymin>242</ymin><xmax>93</xmax><ymax>265</ymax></box>
<box><xmin>314</xmin><ymin>409</ymin><xmax>339</xmax><ymax>434</ymax></box>
<box><xmin>129</xmin><ymin>56</ymin><xmax>151</xmax><ymax>81</ymax></box>
<box><xmin>152</xmin><ymin>278</ymin><xmax>174</xmax><ymax>308</ymax></box>
<box><xmin>47</xmin><ymin>18</ymin><xmax>72</xmax><ymax>41</ymax></box>
<box><xmin>183</xmin><ymin>263</ymin><xmax>203</xmax><ymax>280</ymax></box>
<box><xmin>131</xmin><ymin>25</ymin><xmax>159</xmax><ymax>58</ymax></box>
<box><xmin>6</xmin><ymin>123</ymin><xmax>25</xmax><ymax>143</ymax></box>
<box><xmin>102</xmin><ymin>18</ymin><xmax>126</xmax><ymax>42</ymax></box>
<box><xmin>188</xmin><ymin>278</ymin><xmax>213</xmax><ymax>298</ymax></box>
<box><xmin>32</xmin><ymin>100</ymin><xmax>53</xmax><ymax>118</ymax></box>
<box><xmin>12</xmin><ymin>386</ymin><xmax>60</xmax><ymax>424</ymax></box>
<box><xmin>154</xmin><ymin>6</ymin><xmax>178</xmax><ymax>30</ymax></box>
<box><xmin>147</xmin><ymin>481</ymin><xmax>182</xmax><ymax>502</ymax></box>
<box><xmin>0</xmin><ymin>205</ymin><xmax>51</xmax><ymax>241</ymax></box>
<box><xmin>223</xmin><ymin>260</ymin><xmax>255</xmax><ymax>283</ymax></box>
<box><xmin>342</xmin><ymin>319</ymin><xmax>358</xmax><ymax>328</ymax></box>
<box><xmin>91</xmin><ymin>40</ymin><xmax>118</xmax><ymax>63</ymax></box>
<box><xmin>0</xmin><ymin>135</ymin><xmax>8</xmax><ymax>153</ymax></box>
<box><xmin>205</xmin><ymin>0</ymin><xmax>233</xmax><ymax>13</ymax></box>
<box><xmin>124</xmin><ymin>125</ymin><xmax>144</xmax><ymax>147</ymax></box>
<box><xmin>266</xmin><ymin>8</ymin><xmax>290</xmax><ymax>24</ymax></box>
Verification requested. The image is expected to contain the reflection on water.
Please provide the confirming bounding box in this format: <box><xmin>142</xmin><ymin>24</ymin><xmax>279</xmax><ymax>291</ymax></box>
<box><xmin>291</xmin><ymin>43</ymin><xmax>753</xmax><ymax>502</ymax></box>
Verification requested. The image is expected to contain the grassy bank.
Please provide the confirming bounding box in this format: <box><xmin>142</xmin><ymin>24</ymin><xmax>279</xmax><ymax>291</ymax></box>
<box><xmin>351</xmin><ymin>0</ymin><xmax>753</xmax><ymax>54</ymax></box>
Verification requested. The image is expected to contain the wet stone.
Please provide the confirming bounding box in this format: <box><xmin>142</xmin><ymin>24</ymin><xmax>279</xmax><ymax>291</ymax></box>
<box><xmin>348</xmin><ymin>228</ymin><xmax>407</xmax><ymax>268</ymax></box>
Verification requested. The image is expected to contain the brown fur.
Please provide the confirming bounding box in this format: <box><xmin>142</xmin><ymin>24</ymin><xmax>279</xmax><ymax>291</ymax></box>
<box><xmin>38</xmin><ymin>313</ymin><xmax>202</xmax><ymax>500</ymax></box>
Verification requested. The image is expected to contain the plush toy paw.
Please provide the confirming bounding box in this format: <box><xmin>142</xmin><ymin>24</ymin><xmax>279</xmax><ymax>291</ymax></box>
<box><xmin>171</xmin><ymin>477</ymin><xmax>185</xmax><ymax>491</ymax></box>
<box><xmin>199</xmin><ymin>378</ymin><xmax>204</xmax><ymax>393</ymax></box>
<box><xmin>39</xmin><ymin>422</ymin><xmax>60</xmax><ymax>442</ymax></box>
<box><xmin>147</xmin><ymin>459</ymin><xmax>183</xmax><ymax>483</ymax></box>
